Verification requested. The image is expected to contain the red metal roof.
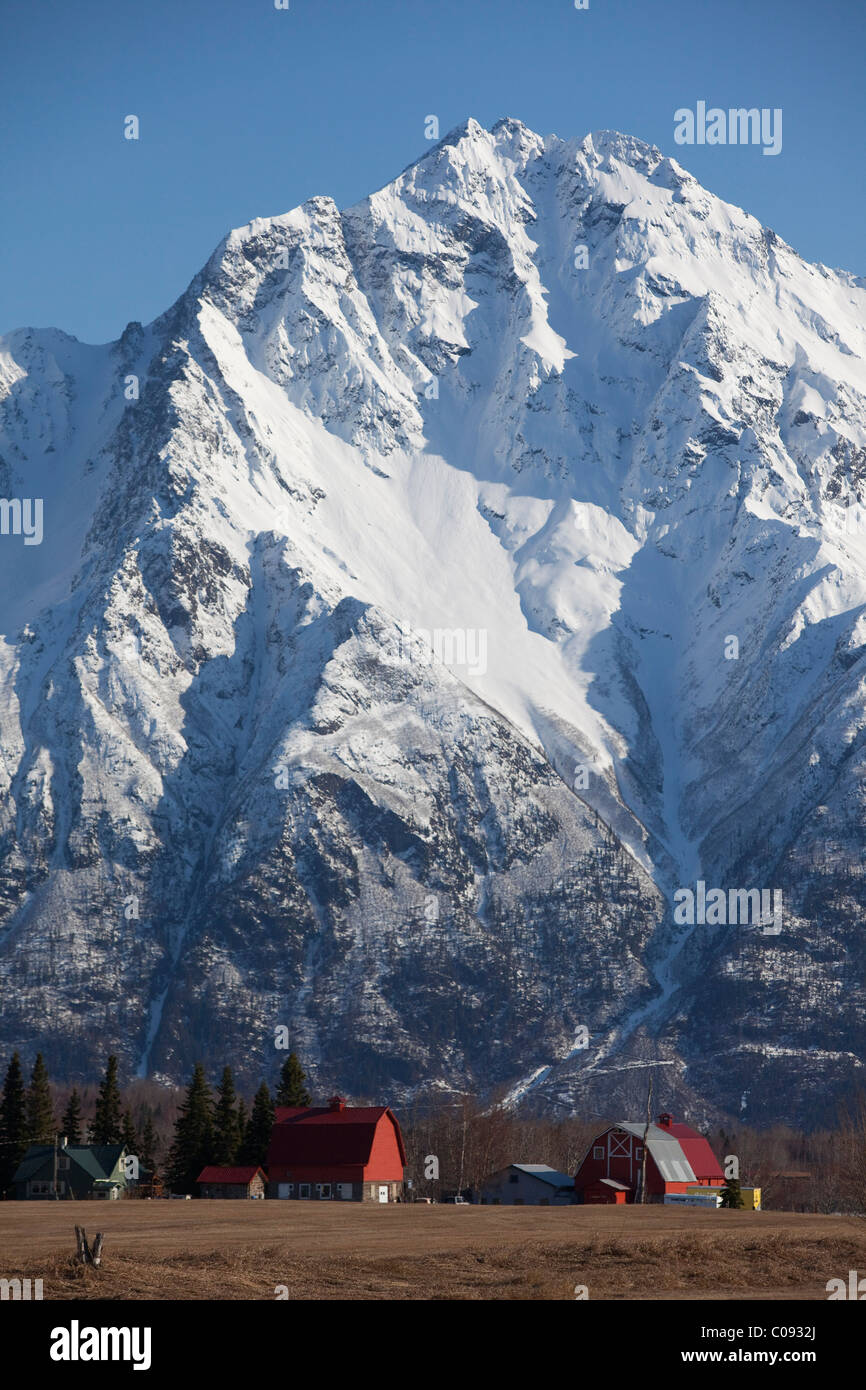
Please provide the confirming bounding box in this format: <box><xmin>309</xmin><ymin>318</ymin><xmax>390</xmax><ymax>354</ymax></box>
<box><xmin>196</xmin><ymin>1166</ymin><xmax>265</xmax><ymax>1184</ymax></box>
<box><xmin>657</xmin><ymin>1119</ymin><xmax>725</xmax><ymax>1182</ymax></box>
<box><xmin>267</xmin><ymin>1105</ymin><xmax>407</xmax><ymax>1168</ymax></box>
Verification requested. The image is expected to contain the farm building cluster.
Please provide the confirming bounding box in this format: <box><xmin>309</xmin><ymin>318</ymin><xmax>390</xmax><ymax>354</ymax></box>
<box><xmin>8</xmin><ymin>1103</ymin><xmax>758</xmax><ymax>1208</ymax></box>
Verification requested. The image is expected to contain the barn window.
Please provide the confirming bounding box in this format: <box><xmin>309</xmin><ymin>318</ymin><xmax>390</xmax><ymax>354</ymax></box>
<box><xmin>299</xmin><ymin>1183</ymin><xmax>311</xmax><ymax>1199</ymax></box>
<box><xmin>317</xmin><ymin>1183</ymin><xmax>332</xmax><ymax>1199</ymax></box>
<box><xmin>509</xmin><ymin>1173</ymin><xmax>519</xmax><ymax>1184</ymax></box>
<box><xmin>635</xmin><ymin>1147</ymin><xmax>643</xmax><ymax>1160</ymax></box>
<box><xmin>593</xmin><ymin>1146</ymin><xmax>604</xmax><ymax>1159</ymax></box>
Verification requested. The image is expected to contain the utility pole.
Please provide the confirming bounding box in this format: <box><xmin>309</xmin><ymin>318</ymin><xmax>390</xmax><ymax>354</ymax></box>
<box><xmin>53</xmin><ymin>1132</ymin><xmax>59</xmax><ymax>1200</ymax></box>
<box><xmin>457</xmin><ymin>1097</ymin><xmax>467</xmax><ymax>1201</ymax></box>
<box><xmin>639</xmin><ymin>1075</ymin><xmax>653</xmax><ymax>1204</ymax></box>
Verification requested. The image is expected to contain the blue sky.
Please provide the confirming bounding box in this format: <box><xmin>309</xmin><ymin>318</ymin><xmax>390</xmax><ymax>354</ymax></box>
<box><xmin>2</xmin><ymin>0</ymin><xmax>863</xmax><ymax>343</ymax></box>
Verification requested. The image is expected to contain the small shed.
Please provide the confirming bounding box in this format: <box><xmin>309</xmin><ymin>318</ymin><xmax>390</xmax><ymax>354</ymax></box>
<box><xmin>478</xmin><ymin>1164</ymin><xmax>575</xmax><ymax>1206</ymax></box>
<box><xmin>582</xmin><ymin>1178</ymin><xmax>629</xmax><ymax>1205</ymax></box>
<box><xmin>196</xmin><ymin>1165</ymin><xmax>267</xmax><ymax>1199</ymax></box>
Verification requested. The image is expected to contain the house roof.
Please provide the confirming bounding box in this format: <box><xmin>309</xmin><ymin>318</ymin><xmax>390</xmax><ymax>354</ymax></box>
<box><xmin>11</xmin><ymin>1143</ymin><xmax>125</xmax><ymax>1185</ymax></box>
<box><xmin>11</xmin><ymin>1146</ymin><xmax>54</xmax><ymax>1184</ymax></box>
<box><xmin>76</xmin><ymin>1145</ymin><xmax>126</xmax><ymax>1180</ymax></box>
<box><xmin>268</xmin><ymin>1105</ymin><xmax>407</xmax><ymax>1167</ymax></box>
<box><xmin>510</xmin><ymin>1164</ymin><xmax>575</xmax><ymax>1187</ymax></box>
<box><xmin>196</xmin><ymin>1166</ymin><xmax>265</xmax><ymax>1184</ymax></box>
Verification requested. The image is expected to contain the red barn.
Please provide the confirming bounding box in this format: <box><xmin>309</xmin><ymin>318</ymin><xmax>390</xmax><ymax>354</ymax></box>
<box><xmin>574</xmin><ymin>1112</ymin><xmax>725</xmax><ymax>1204</ymax></box>
<box><xmin>266</xmin><ymin>1095</ymin><xmax>406</xmax><ymax>1202</ymax></box>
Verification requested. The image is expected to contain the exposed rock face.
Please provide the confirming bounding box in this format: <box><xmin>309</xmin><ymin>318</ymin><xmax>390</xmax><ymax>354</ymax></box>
<box><xmin>1</xmin><ymin>119</ymin><xmax>865</xmax><ymax>1126</ymax></box>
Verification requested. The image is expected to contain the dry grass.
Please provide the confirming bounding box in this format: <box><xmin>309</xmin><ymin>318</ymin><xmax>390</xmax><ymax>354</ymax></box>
<box><xmin>2</xmin><ymin>1203</ymin><xmax>863</xmax><ymax>1301</ymax></box>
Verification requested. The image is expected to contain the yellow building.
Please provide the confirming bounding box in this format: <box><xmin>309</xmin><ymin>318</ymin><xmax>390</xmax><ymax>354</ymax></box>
<box><xmin>687</xmin><ymin>1184</ymin><xmax>761</xmax><ymax>1210</ymax></box>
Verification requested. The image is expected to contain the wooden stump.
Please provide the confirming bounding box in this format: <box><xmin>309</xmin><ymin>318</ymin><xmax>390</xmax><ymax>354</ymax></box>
<box><xmin>74</xmin><ymin>1226</ymin><xmax>105</xmax><ymax>1267</ymax></box>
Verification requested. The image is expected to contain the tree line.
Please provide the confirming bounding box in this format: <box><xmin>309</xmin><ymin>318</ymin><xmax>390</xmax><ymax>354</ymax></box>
<box><xmin>396</xmin><ymin>1091</ymin><xmax>866</xmax><ymax>1211</ymax></box>
<box><xmin>4</xmin><ymin>1046</ymin><xmax>866</xmax><ymax>1209</ymax></box>
<box><xmin>0</xmin><ymin>1050</ymin><xmax>311</xmax><ymax>1196</ymax></box>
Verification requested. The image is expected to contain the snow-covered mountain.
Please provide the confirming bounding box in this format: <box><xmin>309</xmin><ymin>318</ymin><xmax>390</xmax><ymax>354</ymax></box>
<box><xmin>2</xmin><ymin>118</ymin><xmax>865</xmax><ymax>1126</ymax></box>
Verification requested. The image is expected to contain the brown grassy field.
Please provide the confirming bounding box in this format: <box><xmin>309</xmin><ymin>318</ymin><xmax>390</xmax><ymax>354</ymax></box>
<box><xmin>1</xmin><ymin>1202</ymin><xmax>862</xmax><ymax>1300</ymax></box>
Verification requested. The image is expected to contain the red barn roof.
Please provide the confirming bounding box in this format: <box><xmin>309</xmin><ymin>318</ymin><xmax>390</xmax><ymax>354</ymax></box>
<box><xmin>655</xmin><ymin>1112</ymin><xmax>725</xmax><ymax>1182</ymax></box>
<box><xmin>268</xmin><ymin>1104</ymin><xmax>407</xmax><ymax>1168</ymax></box>
<box><xmin>196</xmin><ymin>1165</ymin><xmax>265</xmax><ymax>1184</ymax></box>
<box><xmin>266</xmin><ymin>1097</ymin><xmax>407</xmax><ymax>1184</ymax></box>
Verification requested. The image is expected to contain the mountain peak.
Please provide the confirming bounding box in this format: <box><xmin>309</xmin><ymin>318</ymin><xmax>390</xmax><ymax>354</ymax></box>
<box><xmin>429</xmin><ymin>115</ymin><xmax>488</xmax><ymax>151</ymax></box>
<box><xmin>491</xmin><ymin>115</ymin><xmax>532</xmax><ymax>136</ymax></box>
<box><xmin>2</xmin><ymin>117</ymin><xmax>866</xmax><ymax>1126</ymax></box>
<box><xmin>417</xmin><ymin>115</ymin><xmax>546</xmax><ymax>171</ymax></box>
<box><xmin>581</xmin><ymin>128</ymin><xmax>666</xmax><ymax>171</ymax></box>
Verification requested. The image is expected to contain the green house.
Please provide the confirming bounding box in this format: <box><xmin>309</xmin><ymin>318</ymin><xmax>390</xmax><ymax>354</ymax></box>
<box><xmin>10</xmin><ymin>1142</ymin><xmax>129</xmax><ymax>1200</ymax></box>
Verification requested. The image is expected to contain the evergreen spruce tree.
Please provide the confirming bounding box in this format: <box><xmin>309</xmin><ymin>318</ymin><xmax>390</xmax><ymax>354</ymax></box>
<box><xmin>236</xmin><ymin>1097</ymin><xmax>248</xmax><ymax>1152</ymax></box>
<box><xmin>165</xmin><ymin>1063</ymin><xmax>214</xmax><ymax>1194</ymax></box>
<box><xmin>276</xmin><ymin>1052</ymin><xmax>311</xmax><ymax>1108</ymax></box>
<box><xmin>213</xmin><ymin>1067</ymin><xmax>242</xmax><ymax>1165</ymax></box>
<box><xmin>91</xmin><ymin>1055</ymin><xmax>123</xmax><ymax>1145</ymax></box>
<box><xmin>120</xmin><ymin>1108</ymin><xmax>139</xmax><ymax>1155</ymax></box>
<box><xmin>61</xmin><ymin>1087</ymin><xmax>84</xmax><ymax>1144</ymax></box>
<box><xmin>139</xmin><ymin>1109</ymin><xmax>159</xmax><ymax>1171</ymax></box>
<box><xmin>0</xmin><ymin>1052</ymin><xmax>28</xmax><ymax>1192</ymax></box>
<box><xmin>720</xmin><ymin>1176</ymin><xmax>745</xmax><ymax>1209</ymax></box>
<box><xmin>239</xmin><ymin>1082</ymin><xmax>274</xmax><ymax>1166</ymax></box>
<box><xmin>26</xmin><ymin>1052</ymin><xmax>55</xmax><ymax>1144</ymax></box>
